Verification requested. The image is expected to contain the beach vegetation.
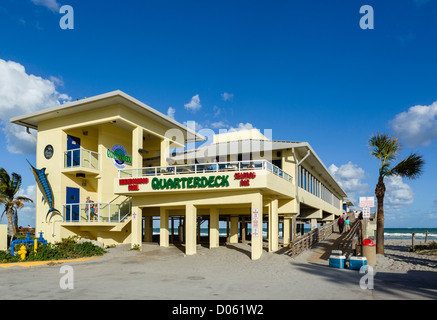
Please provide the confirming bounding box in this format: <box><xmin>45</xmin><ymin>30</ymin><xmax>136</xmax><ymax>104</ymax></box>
<box><xmin>0</xmin><ymin>236</ymin><xmax>106</xmax><ymax>263</ymax></box>
<box><xmin>409</xmin><ymin>241</ymin><xmax>437</xmax><ymax>255</ymax></box>
<box><xmin>368</xmin><ymin>133</ymin><xmax>424</xmax><ymax>255</ymax></box>
<box><xmin>0</xmin><ymin>168</ymin><xmax>33</xmax><ymax>237</ymax></box>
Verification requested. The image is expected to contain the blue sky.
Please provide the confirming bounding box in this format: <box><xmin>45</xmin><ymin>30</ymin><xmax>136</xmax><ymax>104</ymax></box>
<box><xmin>1</xmin><ymin>0</ymin><xmax>437</xmax><ymax>228</ymax></box>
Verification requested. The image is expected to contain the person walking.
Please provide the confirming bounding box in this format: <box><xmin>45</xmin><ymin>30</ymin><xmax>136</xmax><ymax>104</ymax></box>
<box><xmin>344</xmin><ymin>216</ymin><xmax>350</xmax><ymax>232</ymax></box>
<box><xmin>338</xmin><ymin>216</ymin><xmax>344</xmax><ymax>233</ymax></box>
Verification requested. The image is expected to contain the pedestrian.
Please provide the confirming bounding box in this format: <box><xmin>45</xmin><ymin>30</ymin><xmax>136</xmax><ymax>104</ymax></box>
<box><xmin>344</xmin><ymin>216</ymin><xmax>350</xmax><ymax>232</ymax></box>
<box><xmin>338</xmin><ymin>216</ymin><xmax>344</xmax><ymax>233</ymax></box>
<box><xmin>85</xmin><ymin>196</ymin><xmax>96</xmax><ymax>220</ymax></box>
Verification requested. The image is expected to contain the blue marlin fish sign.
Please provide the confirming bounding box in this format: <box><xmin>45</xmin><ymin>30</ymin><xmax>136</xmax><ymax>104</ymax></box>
<box><xmin>27</xmin><ymin>161</ymin><xmax>61</xmax><ymax>221</ymax></box>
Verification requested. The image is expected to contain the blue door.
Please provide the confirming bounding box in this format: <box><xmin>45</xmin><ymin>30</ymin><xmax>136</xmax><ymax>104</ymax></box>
<box><xmin>66</xmin><ymin>135</ymin><xmax>81</xmax><ymax>167</ymax></box>
<box><xmin>66</xmin><ymin>187</ymin><xmax>80</xmax><ymax>221</ymax></box>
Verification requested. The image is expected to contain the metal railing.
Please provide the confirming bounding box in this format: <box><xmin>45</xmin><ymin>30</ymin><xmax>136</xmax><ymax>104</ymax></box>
<box><xmin>64</xmin><ymin>148</ymin><xmax>99</xmax><ymax>170</ymax></box>
<box><xmin>118</xmin><ymin>160</ymin><xmax>293</xmax><ymax>183</ymax></box>
<box><xmin>286</xmin><ymin>213</ymin><xmax>358</xmax><ymax>258</ymax></box>
<box><xmin>62</xmin><ymin>203</ymin><xmax>122</xmax><ymax>222</ymax></box>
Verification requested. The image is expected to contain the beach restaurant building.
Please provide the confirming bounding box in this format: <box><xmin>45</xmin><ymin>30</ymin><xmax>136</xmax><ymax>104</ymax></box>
<box><xmin>11</xmin><ymin>90</ymin><xmax>347</xmax><ymax>260</ymax></box>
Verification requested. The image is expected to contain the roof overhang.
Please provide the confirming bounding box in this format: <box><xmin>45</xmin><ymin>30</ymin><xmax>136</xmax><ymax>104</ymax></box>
<box><xmin>10</xmin><ymin>90</ymin><xmax>205</xmax><ymax>143</ymax></box>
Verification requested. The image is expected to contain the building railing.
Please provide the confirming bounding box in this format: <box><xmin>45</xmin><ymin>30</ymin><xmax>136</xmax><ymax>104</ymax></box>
<box><xmin>64</xmin><ymin>148</ymin><xmax>99</xmax><ymax>170</ymax></box>
<box><xmin>62</xmin><ymin>203</ymin><xmax>122</xmax><ymax>222</ymax></box>
<box><xmin>118</xmin><ymin>160</ymin><xmax>293</xmax><ymax>183</ymax></box>
<box><xmin>286</xmin><ymin>213</ymin><xmax>358</xmax><ymax>258</ymax></box>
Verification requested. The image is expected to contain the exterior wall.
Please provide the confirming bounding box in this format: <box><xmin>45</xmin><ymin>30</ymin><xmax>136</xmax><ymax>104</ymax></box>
<box><xmin>32</xmin><ymin>103</ymin><xmax>176</xmax><ymax>245</ymax></box>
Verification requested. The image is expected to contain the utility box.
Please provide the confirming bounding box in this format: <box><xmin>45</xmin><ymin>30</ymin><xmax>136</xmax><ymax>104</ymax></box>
<box><xmin>349</xmin><ymin>256</ymin><xmax>367</xmax><ymax>270</ymax></box>
<box><xmin>0</xmin><ymin>225</ymin><xmax>7</xmax><ymax>251</ymax></box>
<box><xmin>329</xmin><ymin>255</ymin><xmax>346</xmax><ymax>269</ymax></box>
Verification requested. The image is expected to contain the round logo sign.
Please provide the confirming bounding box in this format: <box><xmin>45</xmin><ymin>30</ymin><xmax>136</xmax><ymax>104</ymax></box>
<box><xmin>44</xmin><ymin>145</ymin><xmax>54</xmax><ymax>159</ymax></box>
<box><xmin>107</xmin><ymin>144</ymin><xmax>132</xmax><ymax>169</ymax></box>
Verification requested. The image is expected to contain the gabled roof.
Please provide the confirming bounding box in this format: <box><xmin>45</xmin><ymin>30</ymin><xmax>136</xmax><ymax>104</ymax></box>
<box><xmin>10</xmin><ymin>90</ymin><xmax>205</xmax><ymax>143</ymax></box>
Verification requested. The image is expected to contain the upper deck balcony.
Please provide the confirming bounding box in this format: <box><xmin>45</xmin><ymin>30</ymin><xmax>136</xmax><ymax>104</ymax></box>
<box><xmin>62</xmin><ymin>148</ymin><xmax>100</xmax><ymax>176</ymax></box>
<box><xmin>114</xmin><ymin>160</ymin><xmax>294</xmax><ymax>197</ymax></box>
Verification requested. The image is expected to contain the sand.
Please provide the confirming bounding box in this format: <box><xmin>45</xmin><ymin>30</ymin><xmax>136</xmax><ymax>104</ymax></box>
<box><xmin>0</xmin><ymin>238</ymin><xmax>436</xmax><ymax>300</ymax></box>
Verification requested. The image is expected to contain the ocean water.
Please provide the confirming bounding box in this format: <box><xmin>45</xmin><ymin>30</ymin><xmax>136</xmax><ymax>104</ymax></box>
<box><xmin>384</xmin><ymin>228</ymin><xmax>437</xmax><ymax>240</ymax></box>
<box><xmin>152</xmin><ymin>227</ymin><xmax>437</xmax><ymax>240</ymax></box>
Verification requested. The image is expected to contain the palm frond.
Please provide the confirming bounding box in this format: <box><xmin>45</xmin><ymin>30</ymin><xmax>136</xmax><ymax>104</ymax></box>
<box><xmin>15</xmin><ymin>196</ymin><xmax>33</xmax><ymax>203</ymax></box>
<box><xmin>389</xmin><ymin>153</ymin><xmax>425</xmax><ymax>179</ymax></box>
<box><xmin>368</xmin><ymin>133</ymin><xmax>402</xmax><ymax>175</ymax></box>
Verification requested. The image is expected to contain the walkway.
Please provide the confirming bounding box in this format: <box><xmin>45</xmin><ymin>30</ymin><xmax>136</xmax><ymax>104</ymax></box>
<box><xmin>306</xmin><ymin>219</ymin><xmax>362</xmax><ymax>265</ymax></box>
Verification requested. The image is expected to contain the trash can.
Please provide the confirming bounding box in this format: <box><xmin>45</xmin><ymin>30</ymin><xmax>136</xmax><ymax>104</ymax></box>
<box><xmin>362</xmin><ymin>238</ymin><xmax>376</xmax><ymax>265</ymax></box>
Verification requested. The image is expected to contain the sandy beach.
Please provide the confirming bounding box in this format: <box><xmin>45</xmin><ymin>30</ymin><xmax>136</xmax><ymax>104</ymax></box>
<box><xmin>0</xmin><ymin>238</ymin><xmax>436</xmax><ymax>301</ymax></box>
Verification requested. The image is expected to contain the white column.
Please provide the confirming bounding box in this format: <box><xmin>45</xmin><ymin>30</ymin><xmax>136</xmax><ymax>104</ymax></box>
<box><xmin>185</xmin><ymin>203</ymin><xmax>197</xmax><ymax>255</ymax></box>
<box><xmin>131</xmin><ymin>206</ymin><xmax>142</xmax><ymax>250</ymax></box>
<box><xmin>160</xmin><ymin>207</ymin><xmax>169</xmax><ymax>247</ymax></box>
<box><xmin>209</xmin><ymin>207</ymin><xmax>219</xmax><ymax>249</ymax></box>
<box><xmin>251</xmin><ymin>192</ymin><xmax>264</xmax><ymax>260</ymax></box>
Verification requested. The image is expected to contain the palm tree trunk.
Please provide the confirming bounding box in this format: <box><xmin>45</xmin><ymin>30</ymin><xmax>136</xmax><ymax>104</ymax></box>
<box><xmin>375</xmin><ymin>175</ymin><xmax>385</xmax><ymax>255</ymax></box>
<box><xmin>6</xmin><ymin>207</ymin><xmax>16</xmax><ymax>237</ymax></box>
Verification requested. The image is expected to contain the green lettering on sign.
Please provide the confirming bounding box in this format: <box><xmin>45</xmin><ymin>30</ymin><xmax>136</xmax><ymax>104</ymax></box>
<box><xmin>151</xmin><ymin>175</ymin><xmax>230</xmax><ymax>190</ymax></box>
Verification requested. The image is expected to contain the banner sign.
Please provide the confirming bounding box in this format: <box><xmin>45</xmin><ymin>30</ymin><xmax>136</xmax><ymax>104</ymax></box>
<box><xmin>151</xmin><ymin>175</ymin><xmax>230</xmax><ymax>190</ymax></box>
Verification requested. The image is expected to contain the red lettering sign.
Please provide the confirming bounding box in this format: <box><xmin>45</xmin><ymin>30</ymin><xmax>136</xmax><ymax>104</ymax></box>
<box><xmin>119</xmin><ymin>178</ymin><xmax>149</xmax><ymax>185</ymax></box>
<box><xmin>235</xmin><ymin>172</ymin><xmax>256</xmax><ymax>186</ymax></box>
<box><xmin>234</xmin><ymin>172</ymin><xmax>256</xmax><ymax>180</ymax></box>
<box><xmin>128</xmin><ymin>184</ymin><xmax>140</xmax><ymax>191</ymax></box>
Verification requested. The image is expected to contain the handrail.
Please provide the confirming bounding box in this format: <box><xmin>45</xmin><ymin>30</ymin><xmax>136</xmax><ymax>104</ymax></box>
<box><xmin>64</xmin><ymin>148</ymin><xmax>99</xmax><ymax>170</ymax></box>
<box><xmin>62</xmin><ymin>202</ymin><xmax>121</xmax><ymax>223</ymax></box>
<box><xmin>118</xmin><ymin>160</ymin><xmax>293</xmax><ymax>184</ymax></box>
<box><xmin>287</xmin><ymin>213</ymin><xmax>356</xmax><ymax>258</ymax></box>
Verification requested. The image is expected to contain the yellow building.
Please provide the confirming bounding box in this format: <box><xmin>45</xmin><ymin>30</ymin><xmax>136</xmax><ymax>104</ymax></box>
<box><xmin>11</xmin><ymin>90</ymin><xmax>347</xmax><ymax>260</ymax></box>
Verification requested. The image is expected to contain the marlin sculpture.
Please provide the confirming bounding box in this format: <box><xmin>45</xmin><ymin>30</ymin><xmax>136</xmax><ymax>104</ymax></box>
<box><xmin>27</xmin><ymin>160</ymin><xmax>61</xmax><ymax>221</ymax></box>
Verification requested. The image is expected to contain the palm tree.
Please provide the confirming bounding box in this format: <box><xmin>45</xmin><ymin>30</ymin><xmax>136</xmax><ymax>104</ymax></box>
<box><xmin>0</xmin><ymin>168</ymin><xmax>33</xmax><ymax>237</ymax></box>
<box><xmin>369</xmin><ymin>133</ymin><xmax>424</xmax><ymax>255</ymax></box>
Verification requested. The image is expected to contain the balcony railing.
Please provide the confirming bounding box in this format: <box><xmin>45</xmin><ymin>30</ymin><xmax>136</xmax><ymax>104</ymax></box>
<box><xmin>118</xmin><ymin>160</ymin><xmax>292</xmax><ymax>183</ymax></box>
<box><xmin>64</xmin><ymin>148</ymin><xmax>99</xmax><ymax>170</ymax></box>
<box><xmin>62</xmin><ymin>203</ymin><xmax>122</xmax><ymax>222</ymax></box>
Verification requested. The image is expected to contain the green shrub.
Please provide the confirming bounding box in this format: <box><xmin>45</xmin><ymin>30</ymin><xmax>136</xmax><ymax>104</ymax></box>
<box><xmin>0</xmin><ymin>236</ymin><xmax>107</xmax><ymax>263</ymax></box>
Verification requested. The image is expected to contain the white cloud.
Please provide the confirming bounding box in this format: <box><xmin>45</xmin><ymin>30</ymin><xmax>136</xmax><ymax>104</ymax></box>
<box><xmin>390</xmin><ymin>101</ymin><xmax>437</xmax><ymax>147</ymax></box>
<box><xmin>210</xmin><ymin>121</ymin><xmax>229</xmax><ymax>129</ymax></box>
<box><xmin>0</xmin><ymin>59</ymin><xmax>71</xmax><ymax>154</ymax></box>
<box><xmin>184</xmin><ymin>94</ymin><xmax>202</xmax><ymax>112</ymax></box>
<box><xmin>384</xmin><ymin>175</ymin><xmax>415</xmax><ymax>211</ymax></box>
<box><xmin>31</xmin><ymin>0</ymin><xmax>60</xmax><ymax>12</ymax></box>
<box><xmin>167</xmin><ymin>107</ymin><xmax>176</xmax><ymax>119</ymax></box>
<box><xmin>227</xmin><ymin>122</ymin><xmax>256</xmax><ymax>132</ymax></box>
<box><xmin>213</xmin><ymin>105</ymin><xmax>222</xmax><ymax>118</ymax></box>
<box><xmin>328</xmin><ymin>161</ymin><xmax>369</xmax><ymax>204</ymax></box>
<box><xmin>221</xmin><ymin>92</ymin><xmax>234</xmax><ymax>101</ymax></box>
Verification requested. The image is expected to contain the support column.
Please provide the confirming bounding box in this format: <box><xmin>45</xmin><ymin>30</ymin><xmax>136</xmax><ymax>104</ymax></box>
<box><xmin>269</xmin><ymin>197</ymin><xmax>279</xmax><ymax>252</ymax></box>
<box><xmin>311</xmin><ymin>218</ymin><xmax>318</xmax><ymax>230</ymax></box>
<box><xmin>230</xmin><ymin>216</ymin><xmax>239</xmax><ymax>244</ymax></box>
<box><xmin>251</xmin><ymin>192</ymin><xmax>264</xmax><ymax>260</ymax></box>
<box><xmin>160</xmin><ymin>207</ymin><xmax>169</xmax><ymax>247</ymax></box>
<box><xmin>292</xmin><ymin>216</ymin><xmax>297</xmax><ymax>240</ymax></box>
<box><xmin>132</xmin><ymin>127</ymin><xmax>143</xmax><ymax>168</ymax></box>
<box><xmin>144</xmin><ymin>215</ymin><xmax>153</xmax><ymax>242</ymax></box>
<box><xmin>131</xmin><ymin>206</ymin><xmax>142</xmax><ymax>250</ymax></box>
<box><xmin>185</xmin><ymin>203</ymin><xmax>197</xmax><ymax>255</ymax></box>
<box><xmin>283</xmin><ymin>215</ymin><xmax>291</xmax><ymax>245</ymax></box>
<box><xmin>241</xmin><ymin>217</ymin><xmax>246</xmax><ymax>243</ymax></box>
<box><xmin>160</xmin><ymin>138</ymin><xmax>170</xmax><ymax>166</ymax></box>
<box><xmin>209</xmin><ymin>207</ymin><xmax>219</xmax><ymax>249</ymax></box>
